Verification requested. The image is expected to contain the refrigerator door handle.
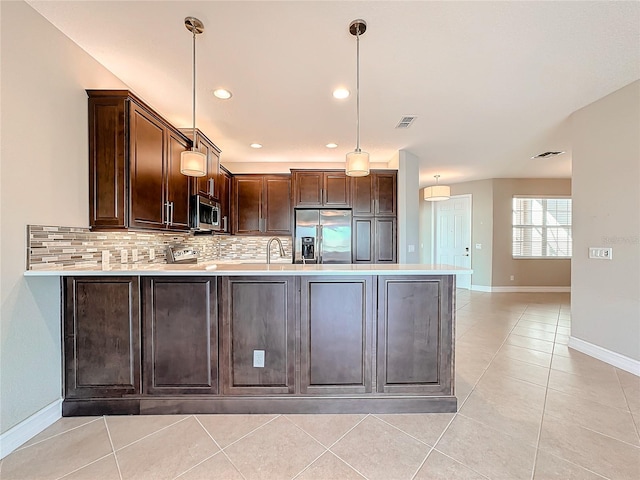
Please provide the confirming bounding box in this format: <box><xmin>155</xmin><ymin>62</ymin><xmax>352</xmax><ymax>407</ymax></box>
<box><xmin>317</xmin><ymin>224</ymin><xmax>323</xmax><ymax>264</ymax></box>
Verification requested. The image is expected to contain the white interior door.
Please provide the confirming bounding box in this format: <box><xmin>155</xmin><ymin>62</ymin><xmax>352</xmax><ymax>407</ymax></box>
<box><xmin>434</xmin><ymin>195</ymin><xmax>472</xmax><ymax>289</ymax></box>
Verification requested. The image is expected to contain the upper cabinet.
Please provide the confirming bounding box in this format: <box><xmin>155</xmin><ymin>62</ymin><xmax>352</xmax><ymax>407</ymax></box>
<box><xmin>351</xmin><ymin>170</ymin><xmax>397</xmax><ymax>217</ymax></box>
<box><xmin>232</xmin><ymin>174</ymin><xmax>292</xmax><ymax>235</ymax></box>
<box><xmin>181</xmin><ymin>129</ymin><xmax>221</xmax><ymax>202</ymax></box>
<box><xmin>88</xmin><ymin>90</ymin><xmax>193</xmax><ymax>231</ymax></box>
<box><xmin>291</xmin><ymin>170</ymin><xmax>351</xmax><ymax>208</ymax></box>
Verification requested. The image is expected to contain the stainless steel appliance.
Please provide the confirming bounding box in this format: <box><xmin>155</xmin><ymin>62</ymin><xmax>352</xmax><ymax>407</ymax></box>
<box><xmin>294</xmin><ymin>209</ymin><xmax>352</xmax><ymax>264</ymax></box>
<box><xmin>190</xmin><ymin>195</ymin><xmax>224</xmax><ymax>232</ymax></box>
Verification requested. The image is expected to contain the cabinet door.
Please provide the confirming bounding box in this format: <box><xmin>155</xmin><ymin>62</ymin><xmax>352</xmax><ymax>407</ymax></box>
<box><xmin>220</xmin><ymin>277</ymin><xmax>296</xmax><ymax>394</ymax></box>
<box><xmin>292</xmin><ymin>171</ymin><xmax>323</xmax><ymax>207</ymax></box>
<box><xmin>194</xmin><ymin>138</ymin><xmax>212</xmax><ymax>198</ymax></box>
<box><xmin>192</xmin><ymin>133</ymin><xmax>221</xmax><ymax>201</ymax></box>
<box><xmin>166</xmin><ymin>130</ymin><xmax>191</xmax><ymax>230</ymax></box>
<box><xmin>377</xmin><ymin>276</ymin><xmax>454</xmax><ymax>395</ymax></box>
<box><xmin>351</xmin><ymin>175</ymin><xmax>374</xmax><ymax>216</ymax></box>
<box><xmin>300</xmin><ymin>276</ymin><xmax>373</xmax><ymax>394</ymax></box>
<box><xmin>129</xmin><ymin>102</ymin><xmax>167</xmax><ymax>230</ymax></box>
<box><xmin>352</xmin><ymin>217</ymin><xmax>374</xmax><ymax>263</ymax></box>
<box><xmin>221</xmin><ymin>170</ymin><xmax>232</xmax><ymax>233</ymax></box>
<box><xmin>375</xmin><ymin>218</ymin><xmax>397</xmax><ymax>263</ymax></box>
<box><xmin>375</xmin><ymin>172</ymin><xmax>397</xmax><ymax>216</ymax></box>
<box><xmin>88</xmin><ymin>96</ymin><xmax>127</xmax><ymax>228</ymax></box>
<box><xmin>264</xmin><ymin>175</ymin><xmax>292</xmax><ymax>235</ymax></box>
<box><xmin>233</xmin><ymin>176</ymin><xmax>263</xmax><ymax>234</ymax></box>
<box><xmin>143</xmin><ymin>277</ymin><xmax>217</xmax><ymax>395</ymax></box>
<box><xmin>324</xmin><ymin>172</ymin><xmax>351</xmax><ymax>207</ymax></box>
<box><xmin>63</xmin><ymin>277</ymin><xmax>140</xmax><ymax>399</ymax></box>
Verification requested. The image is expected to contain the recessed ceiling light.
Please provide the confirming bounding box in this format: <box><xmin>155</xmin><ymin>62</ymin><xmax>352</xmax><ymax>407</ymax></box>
<box><xmin>250</xmin><ymin>143</ymin><xmax>262</xmax><ymax>149</ymax></box>
<box><xmin>332</xmin><ymin>88</ymin><xmax>350</xmax><ymax>99</ymax></box>
<box><xmin>326</xmin><ymin>143</ymin><xmax>338</xmax><ymax>148</ymax></box>
<box><xmin>213</xmin><ymin>88</ymin><xmax>232</xmax><ymax>99</ymax></box>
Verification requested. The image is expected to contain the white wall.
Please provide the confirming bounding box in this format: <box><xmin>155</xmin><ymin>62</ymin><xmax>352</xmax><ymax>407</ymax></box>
<box><xmin>0</xmin><ymin>1</ymin><xmax>126</xmax><ymax>434</ymax></box>
<box><xmin>570</xmin><ymin>80</ymin><xmax>640</xmax><ymax>362</ymax></box>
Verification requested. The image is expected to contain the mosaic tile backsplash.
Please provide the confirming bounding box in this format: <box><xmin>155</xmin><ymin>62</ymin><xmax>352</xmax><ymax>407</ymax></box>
<box><xmin>27</xmin><ymin>225</ymin><xmax>292</xmax><ymax>269</ymax></box>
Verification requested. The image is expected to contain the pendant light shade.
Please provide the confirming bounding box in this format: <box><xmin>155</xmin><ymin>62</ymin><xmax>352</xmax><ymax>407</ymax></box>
<box><xmin>181</xmin><ymin>16</ymin><xmax>206</xmax><ymax>177</ymax></box>
<box><xmin>424</xmin><ymin>175</ymin><xmax>451</xmax><ymax>202</ymax></box>
<box><xmin>346</xmin><ymin>19</ymin><xmax>370</xmax><ymax>177</ymax></box>
<box><xmin>346</xmin><ymin>150</ymin><xmax>370</xmax><ymax>177</ymax></box>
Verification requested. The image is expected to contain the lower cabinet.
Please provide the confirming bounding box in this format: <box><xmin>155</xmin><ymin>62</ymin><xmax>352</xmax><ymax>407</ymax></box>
<box><xmin>219</xmin><ymin>276</ymin><xmax>296</xmax><ymax>394</ymax></box>
<box><xmin>62</xmin><ymin>274</ymin><xmax>455</xmax><ymax>414</ymax></box>
<box><xmin>376</xmin><ymin>275</ymin><xmax>454</xmax><ymax>395</ymax></box>
<box><xmin>142</xmin><ymin>277</ymin><xmax>218</xmax><ymax>395</ymax></box>
<box><xmin>63</xmin><ymin>277</ymin><xmax>140</xmax><ymax>399</ymax></box>
<box><xmin>300</xmin><ymin>276</ymin><xmax>373</xmax><ymax>394</ymax></box>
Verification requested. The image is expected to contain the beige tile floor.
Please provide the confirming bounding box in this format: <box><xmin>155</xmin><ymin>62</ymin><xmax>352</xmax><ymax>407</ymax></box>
<box><xmin>2</xmin><ymin>291</ymin><xmax>639</xmax><ymax>480</ymax></box>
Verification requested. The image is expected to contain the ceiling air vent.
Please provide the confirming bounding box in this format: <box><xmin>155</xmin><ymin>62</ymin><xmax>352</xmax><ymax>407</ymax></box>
<box><xmin>531</xmin><ymin>151</ymin><xmax>565</xmax><ymax>159</ymax></box>
<box><xmin>395</xmin><ymin>115</ymin><xmax>417</xmax><ymax>129</ymax></box>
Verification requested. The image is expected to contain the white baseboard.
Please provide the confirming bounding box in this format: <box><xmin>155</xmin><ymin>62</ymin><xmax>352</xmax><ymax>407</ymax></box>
<box><xmin>568</xmin><ymin>336</ymin><xmax>640</xmax><ymax>376</ymax></box>
<box><xmin>471</xmin><ymin>285</ymin><xmax>570</xmax><ymax>293</ymax></box>
<box><xmin>0</xmin><ymin>399</ymin><xmax>62</xmax><ymax>459</ymax></box>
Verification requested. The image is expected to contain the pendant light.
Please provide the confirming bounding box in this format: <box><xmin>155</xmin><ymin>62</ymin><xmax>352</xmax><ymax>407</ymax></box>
<box><xmin>424</xmin><ymin>175</ymin><xmax>451</xmax><ymax>201</ymax></box>
<box><xmin>180</xmin><ymin>16</ymin><xmax>207</xmax><ymax>177</ymax></box>
<box><xmin>345</xmin><ymin>19</ymin><xmax>370</xmax><ymax>177</ymax></box>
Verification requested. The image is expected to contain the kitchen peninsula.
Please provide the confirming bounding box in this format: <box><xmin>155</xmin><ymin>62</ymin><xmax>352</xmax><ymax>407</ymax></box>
<box><xmin>25</xmin><ymin>263</ymin><xmax>467</xmax><ymax>416</ymax></box>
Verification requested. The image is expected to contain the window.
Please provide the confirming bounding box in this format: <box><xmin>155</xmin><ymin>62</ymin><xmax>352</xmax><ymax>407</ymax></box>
<box><xmin>512</xmin><ymin>197</ymin><xmax>572</xmax><ymax>258</ymax></box>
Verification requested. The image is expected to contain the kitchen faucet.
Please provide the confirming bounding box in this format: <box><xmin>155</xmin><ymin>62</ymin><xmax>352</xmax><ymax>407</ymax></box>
<box><xmin>266</xmin><ymin>237</ymin><xmax>286</xmax><ymax>264</ymax></box>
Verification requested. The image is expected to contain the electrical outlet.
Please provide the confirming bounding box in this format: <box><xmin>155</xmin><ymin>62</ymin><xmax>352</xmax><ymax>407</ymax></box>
<box><xmin>253</xmin><ymin>350</ymin><xmax>265</xmax><ymax>368</ymax></box>
<box><xmin>132</xmin><ymin>249</ymin><xmax>138</xmax><ymax>262</ymax></box>
<box><xmin>589</xmin><ymin>247</ymin><xmax>613</xmax><ymax>260</ymax></box>
<box><xmin>120</xmin><ymin>249</ymin><xmax>128</xmax><ymax>264</ymax></box>
<box><xmin>149</xmin><ymin>248</ymin><xmax>155</xmax><ymax>261</ymax></box>
<box><xmin>510</xmin><ymin>275</ymin><xmax>515</xmax><ymax>281</ymax></box>
<box><xmin>101</xmin><ymin>251</ymin><xmax>110</xmax><ymax>270</ymax></box>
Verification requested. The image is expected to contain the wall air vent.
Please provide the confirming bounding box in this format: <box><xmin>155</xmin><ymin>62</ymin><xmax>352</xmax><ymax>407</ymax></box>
<box><xmin>531</xmin><ymin>151</ymin><xmax>565</xmax><ymax>159</ymax></box>
<box><xmin>395</xmin><ymin>115</ymin><xmax>417</xmax><ymax>129</ymax></box>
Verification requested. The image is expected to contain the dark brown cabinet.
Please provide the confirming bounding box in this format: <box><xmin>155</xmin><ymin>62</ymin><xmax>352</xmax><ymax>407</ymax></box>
<box><xmin>182</xmin><ymin>129</ymin><xmax>221</xmax><ymax>202</ymax></box>
<box><xmin>63</xmin><ymin>277</ymin><xmax>140</xmax><ymax>399</ymax></box>
<box><xmin>291</xmin><ymin>170</ymin><xmax>351</xmax><ymax>208</ymax></box>
<box><xmin>300</xmin><ymin>276</ymin><xmax>373</xmax><ymax>394</ymax></box>
<box><xmin>377</xmin><ymin>275</ymin><xmax>454</xmax><ymax>395</ymax></box>
<box><xmin>219</xmin><ymin>276</ymin><xmax>296</xmax><ymax>394</ymax></box>
<box><xmin>219</xmin><ymin>167</ymin><xmax>232</xmax><ymax>233</ymax></box>
<box><xmin>351</xmin><ymin>171</ymin><xmax>397</xmax><ymax>217</ymax></box>
<box><xmin>88</xmin><ymin>90</ymin><xmax>192</xmax><ymax>231</ymax></box>
<box><xmin>142</xmin><ymin>277</ymin><xmax>218</xmax><ymax>395</ymax></box>
<box><xmin>351</xmin><ymin>171</ymin><xmax>397</xmax><ymax>264</ymax></box>
<box><xmin>232</xmin><ymin>174</ymin><xmax>292</xmax><ymax>235</ymax></box>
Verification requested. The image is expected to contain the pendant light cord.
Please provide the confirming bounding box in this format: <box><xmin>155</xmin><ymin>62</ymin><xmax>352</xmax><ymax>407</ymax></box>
<box><xmin>192</xmin><ymin>27</ymin><xmax>197</xmax><ymax>148</ymax></box>
<box><xmin>355</xmin><ymin>27</ymin><xmax>361</xmax><ymax>153</ymax></box>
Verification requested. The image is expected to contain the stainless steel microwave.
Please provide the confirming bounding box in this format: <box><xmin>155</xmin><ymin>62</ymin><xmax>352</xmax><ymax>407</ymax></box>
<box><xmin>190</xmin><ymin>195</ymin><xmax>224</xmax><ymax>232</ymax></box>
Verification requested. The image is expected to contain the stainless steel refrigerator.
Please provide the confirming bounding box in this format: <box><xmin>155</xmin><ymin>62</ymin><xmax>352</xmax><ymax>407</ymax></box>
<box><xmin>294</xmin><ymin>210</ymin><xmax>352</xmax><ymax>264</ymax></box>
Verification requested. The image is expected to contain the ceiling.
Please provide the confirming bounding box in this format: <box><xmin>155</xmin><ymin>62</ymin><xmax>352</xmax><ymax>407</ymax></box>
<box><xmin>27</xmin><ymin>1</ymin><xmax>640</xmax><ymax>187</ymax></box>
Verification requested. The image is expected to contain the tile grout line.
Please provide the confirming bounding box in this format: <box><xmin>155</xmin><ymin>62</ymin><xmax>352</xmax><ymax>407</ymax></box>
<box><xmin>110</xmin><ymin>415</ymin><xmax>191</xmax><ymax>453</ymax></box>
<box><xmin>14</xmin><ymin>417</ymin><xmax>103</xmax><ymax>452</ymax></box>
<box><xmin>279</xmin><ymin>415</ymin><xmax>331</xmax><ymax>480</ymax></box>
<box><xmin>425</xmin><ymin>448</ymin><xmax>493</xmax><ymax>480</ymax></box>
<box><xmin>529</xmin><ymin>307</ymin><xmax>559</xmax><ymax>480</ymax></box>
<box><xmin>54</xmin><ymin>453</ymin><xmax>116</xmax><ymax>480</ymax></box>
<box><xmin>215</xmin><ymin>414</ymin><xmax>281</xmax><ymax>451</ymax></box>
<box><xmin>103</xmin><ymin>416</ymin><xmax>123</xmax><ymax>480</ymax></box>
<box><xmin>192</xmin><ymin>414</ymin><xmax>249</xmax><ymax>480</ymax></box>
<box><xmin>535</xmin><ymin>450</ymin><xmax>611</xmax><ymax>480</ymax></box>
<box><xmin>407</xmin><ymin>413</ymin><xmax>460</xmax><ymax>480</ymax></box>
<box><xmin>371</xmin><ymin>414</ymin><xmax>444</xmax><ymax>448</ymax></box>
<box><xmin>614</xmin><ymin>368</ymin><xmax>640</xmax><ymax>443</ymax></box>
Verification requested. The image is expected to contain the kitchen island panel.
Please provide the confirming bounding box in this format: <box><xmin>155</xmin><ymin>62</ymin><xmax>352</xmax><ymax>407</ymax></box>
<box><xmin>63</xmin><ymin>277</ymin><xmax>140</xmax><ymax>399</ymax></box>
<box><xmin>300</xmin><ymin>276</ymin><xmax>374</xmax><ymax>394</ymax></box>
<box><xmin>220</xmin><ymin>277</ymin><xmax>296</xmax><ymax>395</ymax></box>
<box><xmin>377</xmin><ymin>275</ymin><xmax>454</xmax><ymax>395</ymax></box>
<box><xmin>143</xmin><ymin>277</ymin><xmax>218</xmax><ymax>395</ymax></box>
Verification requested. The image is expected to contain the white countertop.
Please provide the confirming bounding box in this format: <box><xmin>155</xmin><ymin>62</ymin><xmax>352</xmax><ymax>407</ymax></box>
<box><xmin>25</xmin><ymin>262</ymin><xmax>472</xmax><ymax>277</ymax></box>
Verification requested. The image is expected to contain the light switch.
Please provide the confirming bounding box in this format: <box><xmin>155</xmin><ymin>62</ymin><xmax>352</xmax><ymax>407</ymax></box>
<box><xmin>120</xmin><ymin>249</ymin><xmax>128</xmax><ymax>263</ymax></box>
<box><xmin>475</xmin><ymin>244</ymin><xmax>482</xmax><ymax>250</ymax></box>
<box><xmin>132</xmin><ymin>249</ymin><xmax>138</xmax><ymax>262</ymax></box>
<box><xmin>253</xmin><ymin>350</ymin><xmax>265</xmax><ymax>368</ymax></box>
<box><xmin>149</xmin><ymin>248</ymin><xmax>156</xmax><ymax>261</ymax></box>
<box><xmin>408</xmin><ymin>244</ymin><xmax>415</xmax><ymax>253</ymax></box>
<box><xmin>589</xmin><ymin>247</ymin><xmax>613</xmax><ymax>260</ymax></box>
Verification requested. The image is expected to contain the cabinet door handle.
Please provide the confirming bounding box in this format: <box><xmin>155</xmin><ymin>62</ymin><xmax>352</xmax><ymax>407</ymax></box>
<box><xmin>223</xmin><ymin>216</ymin><xmax>228</xmax><ymax>233</ymax></box>
<box><xmin>169</xmin><ymin>202</ymin><xmax>174</xmax><ymax>225</ymax></box>
<box><xmin>209</xmin><ymin>178</ymin><xmax>214</xmax><ymax>196</ymax></box>
<box><xmin>164</xmin><ymin>202</ymin><xmax>170</xmax><ymax>225</ymax></box>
